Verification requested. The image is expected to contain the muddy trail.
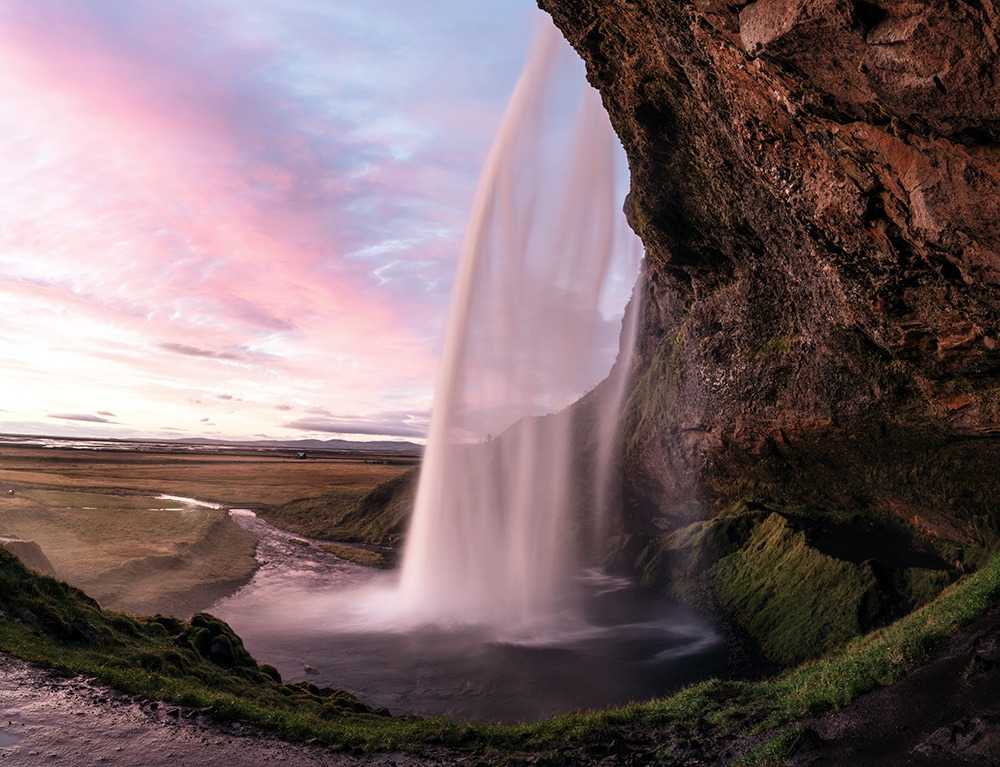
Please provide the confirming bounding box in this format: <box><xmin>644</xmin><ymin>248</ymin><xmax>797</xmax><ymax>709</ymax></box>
<box><xmin>0</xmin><ymin>654</ymin><xmax>434</xmax><ymax>767</ymax></box>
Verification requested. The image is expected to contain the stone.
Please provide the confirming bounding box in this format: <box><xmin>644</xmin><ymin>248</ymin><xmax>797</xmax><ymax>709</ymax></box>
<box><xmin>69</xmin><ymin>618</ymin><xmax>101</xmax><ymax>645</ymax></box>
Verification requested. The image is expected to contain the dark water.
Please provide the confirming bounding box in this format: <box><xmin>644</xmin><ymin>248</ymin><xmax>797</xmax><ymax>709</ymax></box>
<box><xmin>213</xmin><ymin>511</ymin><xmax>726</xmax><ymax>723</ymax></box>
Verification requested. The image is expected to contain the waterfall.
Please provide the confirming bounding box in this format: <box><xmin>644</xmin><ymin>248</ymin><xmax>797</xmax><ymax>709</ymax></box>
<box><xmin>208</xmin><ymin>14</ymin><xmax>725</xmax><ymax>721</ymax></box>
<box><xmin>396</xmin><ymin>14</ymin><xmax>641</xmax><ymax>631</ymax></box>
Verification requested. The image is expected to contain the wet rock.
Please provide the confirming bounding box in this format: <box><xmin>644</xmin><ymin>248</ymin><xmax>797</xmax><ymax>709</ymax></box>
<box><xmin>69</xmin><ymin>618</ymin><xmax>101</xmax><ymax>645</ymax></box>
<box><xmin>915</xmin><ymin>715</ymin><xmax>1000</xmax><ymax>761</ymax></box>
<box><xmin>786</xmin><ymin>727</ymin><xmax>823</xmax><ymax>758</ymax></box>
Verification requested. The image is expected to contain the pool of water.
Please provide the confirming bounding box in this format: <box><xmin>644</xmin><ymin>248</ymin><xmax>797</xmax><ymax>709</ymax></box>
<box><xmin>212</xmin><ymin>511</ymin><xmax>726</xmax><ymax>723</ymax></box>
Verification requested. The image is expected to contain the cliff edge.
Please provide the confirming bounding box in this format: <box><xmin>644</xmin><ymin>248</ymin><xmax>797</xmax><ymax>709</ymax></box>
<box><xmin>540</xmin><ymin>0</ymin><xmax>1000</xmax><ymax>542</ymax></box>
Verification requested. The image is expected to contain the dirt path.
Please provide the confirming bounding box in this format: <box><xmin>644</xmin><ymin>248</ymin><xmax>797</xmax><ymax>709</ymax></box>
<box><xmin>786</xmin><ymin>605</ymin><xmax>1000</xmax><ymax>766</ymax></box>
<box><xmin>0</xmin><ymin>654</ymin><xmax>440</xmax><ymax>767</ymax></box>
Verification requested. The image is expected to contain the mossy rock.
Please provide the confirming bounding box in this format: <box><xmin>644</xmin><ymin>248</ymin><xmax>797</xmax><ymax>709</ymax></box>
<box><xmin>185</xmin><ymin>612</ymin><xmax>258</xmax><ymax>671</ymax></box>
<box><xmin>258</xmin><ymin>663</ymin><xmax>282</xmax><ymax>683</ymax></box>
<box><xmin>713</xmin><ymin>512</ymin><xmax>880</xmax><ymax>663</ymax></box>
<box><xmin>636</xmin><ymin>508</ymin><xmax>955</xmax><ymax>664</ymax></box>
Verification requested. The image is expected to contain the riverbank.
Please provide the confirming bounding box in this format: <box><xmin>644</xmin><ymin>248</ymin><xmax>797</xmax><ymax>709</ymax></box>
<box><xmin>0</xmin><ymin>488</ymin><xmax>257</xmax><ymax>617</ymax></box>
<box><xmin>2</xmin><ymin>535</ymin><xmax>999</xmax><ymax>764</ymax></box>
<box><xmin>0</xmin><ymin>443</ymin><xmax>411</xmax><ymax>617</ymax></box>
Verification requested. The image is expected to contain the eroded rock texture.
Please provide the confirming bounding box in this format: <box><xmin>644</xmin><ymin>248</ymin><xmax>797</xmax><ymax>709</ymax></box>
<box><xmin>540</xmin><ymin>0</ymin><xmax>1000</xmax><ymax>545</ymax></box>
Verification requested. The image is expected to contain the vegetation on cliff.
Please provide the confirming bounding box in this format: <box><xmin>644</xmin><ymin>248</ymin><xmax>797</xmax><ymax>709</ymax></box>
<box><xmin>3</xmin><ymin>543</ymin><xmax>1000</xmax><ymax>763</ymax></box>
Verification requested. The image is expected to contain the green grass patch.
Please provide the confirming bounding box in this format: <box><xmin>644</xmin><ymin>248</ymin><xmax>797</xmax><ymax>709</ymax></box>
<box><xmin>1</xmin><ymin>545</ymin><xmax>998</xmax><ymax>760</ymax></box>
<box><xmin>17</xmin><ymin>489</ymin><xmax>166</xmax><ymax>511</ymax></box>
<box><xmin>261</xmin><ymin>468</ymin><xmax>416</xmax><ymax>545</ymax></box>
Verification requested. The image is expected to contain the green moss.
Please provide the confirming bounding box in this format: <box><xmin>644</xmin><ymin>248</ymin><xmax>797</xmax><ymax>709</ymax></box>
<box><xmin>635</xmin><ymin>507</ymin><xmax>956</xmax><ymax>664</ymax></box>
<box><xmin>260</xmin><ymin>468</ymin><xmax>416</xmax><ymax>545</ymax></box>
<box><xmin>637</xmin><ymin>509</ymin><xmax>764</xmax><ymax>601</ymax></box>
<box><xmin>621</xmin><ymin>329</ymin><xmax>687</xmax><ymax>492</ymax></box>
<box><xmin>746</xmin><ymin>334</ymin><xmax>796</xmax><ymax>358</ymax></box>
<box><xmin>714</xmin><ymin>513</ymin><xmax>878</xmax><ymax>663</ymax></box>
<box><xmin>1</xmin><ymin>540</ymin><xmax>997</xmax><ymax>759</ymax></box>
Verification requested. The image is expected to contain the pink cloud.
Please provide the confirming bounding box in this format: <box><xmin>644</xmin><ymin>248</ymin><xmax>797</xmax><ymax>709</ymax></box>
<box><xmin>0</xmin><ymin>1</ymin><xmax>545</xmax><ymax>440</ymax></box>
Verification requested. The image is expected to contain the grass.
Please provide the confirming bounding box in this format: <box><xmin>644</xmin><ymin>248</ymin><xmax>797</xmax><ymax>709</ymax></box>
<box><xmin>263</xmin><ymin>468</ymin><xmax>417</xmax><ymax>544</ymax></box>
<box><xmin>0</xmin><ymin>445</ymin><xmax>414</xmax><ymax>507</ymax></box>
<box><xmin>0</xmin><ymin>445</ymin><xmax>414</xmax><ymax>616</ymax></box>
<box><xmin>2</xmin><ymin>542</ymin><xmax>998</xmax><ymax>761</ymax></box>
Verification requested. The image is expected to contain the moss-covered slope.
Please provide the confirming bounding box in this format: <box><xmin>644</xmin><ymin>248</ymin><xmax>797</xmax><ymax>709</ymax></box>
<box><xmin>634</xmin><ymin>505</ymin><xmax>964</xmax><ymax>664</ymax></box>
<box><xmin>260</xmin><ymin>468</ymin><xmax>416</xmax><ymax>545</ymax></box>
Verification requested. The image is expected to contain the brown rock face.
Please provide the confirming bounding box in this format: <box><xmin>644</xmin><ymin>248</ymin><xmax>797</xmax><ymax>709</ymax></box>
<box><xmin>539</xmin><ymin>0</ymin><xmax>1000</xmax><ymax>543</ymax></box>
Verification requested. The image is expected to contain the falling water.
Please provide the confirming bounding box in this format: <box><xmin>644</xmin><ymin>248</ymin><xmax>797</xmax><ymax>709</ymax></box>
<box><xmin>213</xmin><ymin>16</ymin><xmax>727</xmax><ymax>719</ymax></box>
<box><xmin>397</xmin><ymin>15</ymin><xmax>641</xmax><ymax>631</ymax></box>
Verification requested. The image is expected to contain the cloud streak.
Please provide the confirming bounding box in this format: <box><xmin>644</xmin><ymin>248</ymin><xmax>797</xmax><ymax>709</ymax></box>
<box><xmin>159</xmin><ymin>343</ymin><xmax>243</xmax><ymax>361</ymax></box>
<box><xmin>283</xmin><ymin>411</ymin><xmax>431</xmax><ymax>439</ymax></box>
<box><xmin>48</xmin><ymin>413</ymin><xmax>116</xmax><ymax>424</ymax></box>
<box><xmin>0</xmin><ymin>1</ymin><xmax>632</xmax><ymax>445</ymax></box>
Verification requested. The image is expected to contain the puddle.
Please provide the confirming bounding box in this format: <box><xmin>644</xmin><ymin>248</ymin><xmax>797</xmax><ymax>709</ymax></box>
<box><xmin>0</xmin><ymin>730</ymin><xmax>22</xmax><ymax>748</ymax></box>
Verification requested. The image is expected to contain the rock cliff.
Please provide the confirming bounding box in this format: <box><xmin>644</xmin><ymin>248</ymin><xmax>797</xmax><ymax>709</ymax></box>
<box><xmin>540</xmin><ymin>0</ymin><xmax>1000</xmax><ymax>544</ymax></box>
<box><xmin>537</xmin><ymin>0</ymin><xmax>1000</xmax><ymax>659</ymax></box>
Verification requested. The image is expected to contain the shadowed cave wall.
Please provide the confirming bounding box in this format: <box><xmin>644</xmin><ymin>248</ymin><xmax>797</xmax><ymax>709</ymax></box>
<box><xmin>536</xmin><ymin>0</ymin><xmax>1000</xmax><ymax>659</ymax></box>
<box><xmin>539</xmin><ymin>0</ymin><xmax>1000</xmax><ymax>542</ymax></box>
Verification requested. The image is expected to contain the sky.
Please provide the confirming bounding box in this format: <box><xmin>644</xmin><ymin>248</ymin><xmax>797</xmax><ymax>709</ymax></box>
<box><xmin>0</xmin><ymin>0</ymin><xmax>631</xmax><ymax>444</ymax></box>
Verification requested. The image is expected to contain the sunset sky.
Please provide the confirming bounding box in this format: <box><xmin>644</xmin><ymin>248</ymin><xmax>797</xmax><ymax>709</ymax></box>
<box><xmin>0</xmin><ymin>1</ymin><xmax>631</xmax><ymax>443</ymax></box>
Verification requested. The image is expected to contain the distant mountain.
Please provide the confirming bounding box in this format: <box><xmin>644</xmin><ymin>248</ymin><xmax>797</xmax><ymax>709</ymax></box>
<box><xmin>175</xmin><ymin>436</ymin><xmax>423</xmax><ymax>455</ymax></box>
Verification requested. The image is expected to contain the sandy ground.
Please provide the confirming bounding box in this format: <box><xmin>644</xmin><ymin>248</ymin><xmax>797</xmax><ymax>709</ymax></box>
<box><xmin>0</xmin><ymin>654</ymin><xmax>441</xmax><ymax>767</ymax></box>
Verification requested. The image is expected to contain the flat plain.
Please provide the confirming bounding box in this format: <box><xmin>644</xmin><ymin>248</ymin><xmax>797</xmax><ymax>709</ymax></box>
<box><xmin>0</xmin><ymin>444</ymin><xmax>415</xmax><ymax>617</ymax></box>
